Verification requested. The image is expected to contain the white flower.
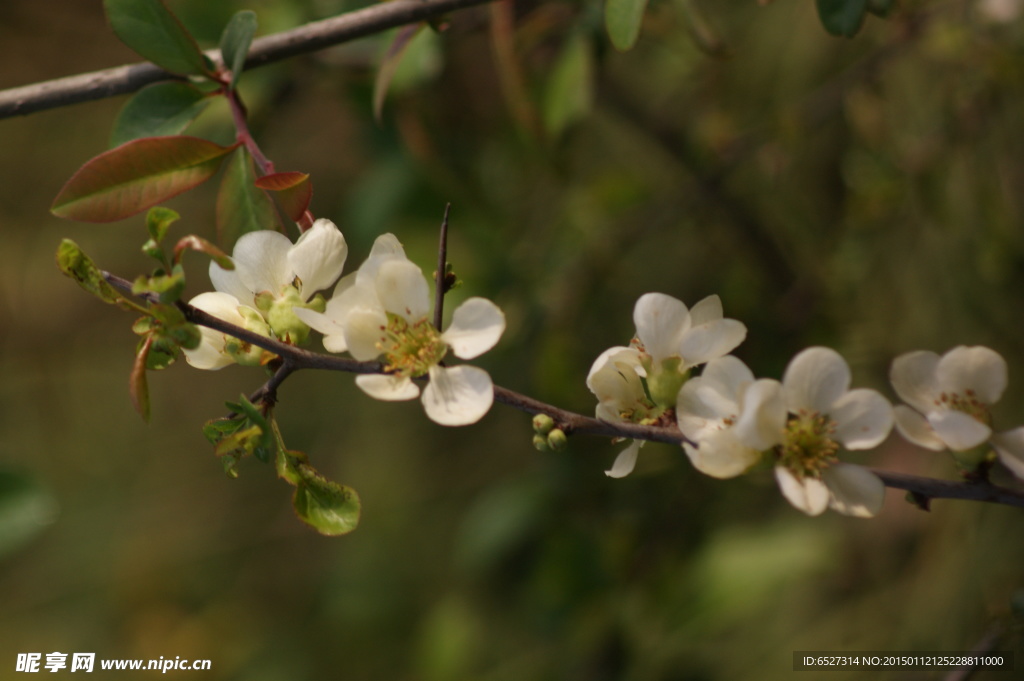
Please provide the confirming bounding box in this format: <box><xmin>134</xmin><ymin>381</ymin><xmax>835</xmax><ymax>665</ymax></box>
<box><xmin>630</xmin><ymin>293</ymin><xmax>747</xmax><ymax>408</ymax></box>
<box><xmin>773</xmin><ymin>347</ymin><xmax>893</xmax><ymax>517</ymax></box>
<box><xmin>890</xmin><ymin>346</ymin><xmax>1007</xmax><ymax>452</ymax></box>
<box><xmin>676</xmin><ymin>355</ymin><xmax>785</xmax><ymax>479</ymax></box>
<box><xmin>296</xmin><ymin>234</ymin><xmax>505</xmax><ymax>426</ymax></box>
<box><xmin>209</xmin><ymin>219</ymin><xmax>348</xmax><ymax>343</ymax></box>
<box><xmin>182</xmin><ymin>291</ymin><xmax>270</xmax><ymax>369</ymax></box>
<box><xmin>585</xmin><ymin>346</ymin><xmax>655</xmax><ymax>477</ymax></box>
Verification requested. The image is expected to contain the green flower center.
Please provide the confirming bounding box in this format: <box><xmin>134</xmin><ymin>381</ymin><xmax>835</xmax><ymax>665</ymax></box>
<box><xmin>778</xmin><ymin>409</ymin><xmax>838</xmax><ymax>479</ymax></box>
<box><xmin>381</xmin><ymin>312</ymin><xmax>447</xmax><ymax>378</ymax></box>
<box><xmin>936</xmin><ymin>389</ymin><xmax>991</xmax><ymax>425</ymax></box>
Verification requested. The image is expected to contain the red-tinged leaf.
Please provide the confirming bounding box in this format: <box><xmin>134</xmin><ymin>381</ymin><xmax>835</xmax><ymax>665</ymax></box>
<box><xmin>52</xmin><ymin>136</ymin><xmax>238</xmax><ymax>223</ymax></box>
<box><xmin>255</xmin><ymin>172</ymin><xmax>313</xmax><ymax>223</ymax></box>
<box><xmin>216</xmin><ymin>148</ymin><xmax>282</xmax><ymax>249</ymax></box>
<box><xmin>173</xmin><ymin>235</ymin><xmax>233</xmax><ymax>269</ymax></box>
<box><xmin>130</xmin><ymin>335</ymin><xmax>153</xmax><ymax>422</ymax></box>
<box><xmin>373</xmin><ymin>24</ymin><xmax>425</xmax><ymax>123</ymax></box>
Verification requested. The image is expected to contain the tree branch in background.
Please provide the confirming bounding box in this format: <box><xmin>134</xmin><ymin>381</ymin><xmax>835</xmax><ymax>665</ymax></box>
<box><xmin>0</xmin><ymin>0</ymin><xmax>495</xmax><ymax>120</ymax></box>
<box><xmin>101</xmin><ymin>270</ymin><xmax>1024</xmax><ymax>512</ymax></box>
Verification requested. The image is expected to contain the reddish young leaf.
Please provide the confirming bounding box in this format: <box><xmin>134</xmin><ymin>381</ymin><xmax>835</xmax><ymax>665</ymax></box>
<box><xmin>255</xmin><ymin>172</ymin><xmax>313</xmax><ymax>223</ymax></box>
<box><xmin>52</xmin><ymin>136</ymin><xmax>238</xmax><ymax>223</ymax></box>
<box><xmin>130</xmin><ymin>334</ymin><xmax>154</xmax><ymax>423</ymax></box>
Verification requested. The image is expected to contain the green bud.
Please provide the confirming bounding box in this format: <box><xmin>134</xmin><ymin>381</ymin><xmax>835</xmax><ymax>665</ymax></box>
<box><xmin>532</xmin><ymin>413</ymin><xmax>555</xmax><ymax>435</ymax></box>
<box><xmin>647</xmin><ymin>357</ymin><xmax>689</xmax><ymax>409</ymax></box>
<box><xmin>532</xmin><ymin>434</ymin><xmax>550</xmax><ymax>452</ymax></box>
<box><xmin>226</xmin><ymin>308</ymin><xmax>273</xmax><ymax>366</ymax></box>
<box><xmin>264</xmin><ymin>286</ymin><xmax>312</xmax><ymax>345</ymax></box>
<box><xmin>546</xmin><ymin>428</ymin><xmax>567</xmax><ymax>451</ymax></box>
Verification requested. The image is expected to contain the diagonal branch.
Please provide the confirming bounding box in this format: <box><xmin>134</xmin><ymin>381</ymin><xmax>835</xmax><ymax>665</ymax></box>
<box><xmin>101</xmin><ymin>270</ymin><xmax>1024</xmax><ymax>511</ymax></box>
<box><xmin>0</xmin><ymin>0</ymin><xmax>495</xmax><ymax>120</ymax></box>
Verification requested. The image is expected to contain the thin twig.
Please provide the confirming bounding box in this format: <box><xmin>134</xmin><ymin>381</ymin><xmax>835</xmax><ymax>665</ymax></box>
<box><xmin>0</xmin><ymin>0</ymin><xmax>495</xmax><ymax>120</ymax></box>
<box><xmin>433</xmin><ymin>203</ymin><xmax>451</xmax><ymax>331</ymax></box>
<box><xmin>101</xmin><ymin>270</ymin><xmax>1024</xmax><ymax>510</ymax></box>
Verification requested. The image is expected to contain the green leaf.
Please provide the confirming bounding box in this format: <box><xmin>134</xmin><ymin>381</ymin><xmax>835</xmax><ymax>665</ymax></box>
<box><xmin>292</xmin><ymin>466</ymin><xmax>361</xmax><ymax>536</ymax></box>
<box><xmin>254</xmin><ymin>172</ymin><xmax>312</xmax><ymax>223</ymax></box>
<box><xmin>132</xmin><ymin>267</ymin><xmax>186</xmax><ymax>303</ymax></box>
<box><xmin>104</xmin><ymin>0</ymin><xmax>214</xmax><ymax>77</ymax></box>
<box><xmin>605</xmin><ymin>0</ymin><xmax>649</xmax><ymax>52</ymax></box>
<box><xmin>0</xmin><ymin>469</ymin><xmax>58</xmax><ymax>558</ymax></box>
<box><xmin>373</xmin><ymin>24</ymin><xmax>425</xmax><ymax>123</ymax></box>
<box><xmin>816</xmin><ymin>0</ymin><xmax>869</xmax><ymax>38</ymax></box>
<box><xmin>146</xmin><ymin>206</ymin><xmax>180</xmax><ymax>244</ymax></box>
<box><xmin>55</xmin><ymin>239</ymin><xmax>126</xmax><ymax>306</ymax></box>
<box><xmin>172</xmin><ymin>235</ymin><xmax>234</xmax><ymax>269</ymax></box>
<box><xmin>216</xmin><ymin>148</ymin><xmax>282</xmax><ymax>248</ymax></box>
<box><xmin>130</xmin><ymin>334</ymin><xmax>153</xmax><ymax>422</ymax></box>
<box><xmin>110</xmin><ymin>82</ymin><xmax>211</xmax><ymax>148</ymax></box>
<box><xmin>542</xmin><ymin>33</ymin><xmax>594</xmax><ymax>140</ymax></box>
<box><xmin>219</xmin><ymin>10</ymin><xmax>258</xmax><ymax>91</ymax></box>
<box><xmin>52</xmin><ymin>136</ymin><xmax>237</xmax><ymax>223</ymax></box>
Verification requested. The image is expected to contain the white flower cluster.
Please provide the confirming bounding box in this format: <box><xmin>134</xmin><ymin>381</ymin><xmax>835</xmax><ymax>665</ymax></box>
<box><xmin>589</xmin><ymin>293</ymin><xmax>1024</xmax><ymax>518</ymax></box>
<box><xmin>184</xmin><ymin>223</ymin><xmax>505</xmax><ymax>427</ymax></box>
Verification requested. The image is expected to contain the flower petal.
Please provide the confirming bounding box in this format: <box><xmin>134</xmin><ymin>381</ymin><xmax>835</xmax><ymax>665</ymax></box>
<box><xmin>936</xmin><ymin>345</ymin><xmax>1008</xmax><ymax>406</ymax></box>
<box><xmin>355</xmin><ymin>374</ymin><xmax>419</xmax><ymax>401</ymax></box>
<box><xmin>929</xmin><ymin>410</ymin><xmax>992</xmax><ymax>451</ymax></box>
<box><xmin>678</xmin><ymin>319</ymin><xmax>748</xmax><ymax>368</ymax></box>
<box><xmin>775</xmin><ymin>467</ymin><xmax>829</xmax><ymax>516</ymax></box>
<box><xmin>823</xmin><ymin>463</ymin><xmax>885</xmax><ymax>517</ymax></box>
<box><xmin>340</xmin><ymin>306</ymin><xmax>389</xmax><ymax>361</ymax></box>
<box><xmin>182</xmin><ymin>292</ymin><xmax>247</xmax><ymax>370</ymax></box>
<box><xmin>422</xmin><ymin>365</ymin><xmax>494</xmax><ymax>426</ymax></box>
<box><xmin>732</xmin><ymin>378</ymin><xmax>786</xmax><ymax>450</ymax></box>
<box><xmin>230</xmin><ymin>230</ymin><xmax>293</xmax><ymax>295</ymax></box>
<box><xmin>356</xmin><ymin>233</ymin><xmax>409</xmax><ymax>287</ymax></box>
<box><xmin>830</xmin><ymin>388</ymin><xmax>893</xmax><ymax>450</ymax></box>
<box><xmin>606</xmin><ymin>440</ymin><xmax>643</xmax><ymax>478</ymax></box>
<box><xmin>289</xmin><ymin>218</ymin><xmax>347</xmax><ymax>299</ymax></box>
<box><xmin>209</xmin><ymin>260</ymin><xmax>254</xmax><ymax>306</ymax></box>
<box><xmin>782</xmin><ymin>347</ymin><xmax>851</xmax><ymax>414</ymax></box>
<box><xmin>376</xmin><ymin>259</ymin><xmax>430</xmax><ymax>322</ymax></box>
<box><xmin>442</xmin><ymin>297</ymin><xmax>506</xmax><ymax>359</ymax></box>
<box><xmin>889</xmin><ymin>350</ymin><xmax>941</xmax><ymax>414</ymax></box>
<box><xmin>893</xmin><ymin>405</ymin><xmax>946</xmax><ymax>450</ymax></box>
<box><xmin>587</xmin><ymin>346</ymin><xmax>641</xmax><ymax>392</ymax></box>
<box><xmin>633</xmin><ymin>293</ymin><xmax>689</xmax><ymax>363</ymax></box>
<box><xmin>683</xmin><ymin>429</ymin><xmax>761</xmax><ymax>479</ymax></box>
<box><xmin>293</xmin><ymin>307</ymin><xmax>348</xmax><ymax>354</ymax></box>
<box><xmin>687</xmin><ymin>294</ymin><xmax>723</xmax><ymax>326</ymax></box>
<box><xmin>991</xmin><ymin>427</ymin><xmax>1024</xmax><ymax>480</ymax></box>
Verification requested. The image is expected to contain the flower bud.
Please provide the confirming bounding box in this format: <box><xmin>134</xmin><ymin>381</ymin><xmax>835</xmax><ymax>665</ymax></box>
<box><xmin>532</xmin><ymin>413</ymin><xmax>555</xmax><ymax>435</ymax></box>
<box><xmin>532</xmin><ymin>434</ymin><xmax>550</xmax><ymax>452</ymax></box>
<box><xmin>546</xmin><ymin>428</ymin><xmax>567</xmax><ymax>451</ymax></box>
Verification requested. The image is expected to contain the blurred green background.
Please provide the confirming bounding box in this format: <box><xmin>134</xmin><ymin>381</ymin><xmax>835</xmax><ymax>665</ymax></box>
<box><xmin>2</xmin><ymin>0</ymin><xmax>1024</xmax><ymax>678</ymax></box>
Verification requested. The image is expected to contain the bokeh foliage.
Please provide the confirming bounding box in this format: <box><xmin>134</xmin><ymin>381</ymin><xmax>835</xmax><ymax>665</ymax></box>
<box><xmin>1</xmin><ymin>0</ymin><xmax>1024</xmax><ymax>678</ymax></box>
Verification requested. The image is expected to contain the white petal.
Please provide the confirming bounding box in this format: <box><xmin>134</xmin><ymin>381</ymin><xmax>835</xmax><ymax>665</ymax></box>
<box><xmin>683</xmin><ymin>429</ymin><xmax>761</xmax><ymax>479</ymax></box>
<box><xmin>775</xmin><ymin>466</ymin><xmax>830</xmax><ymax>516</ymax></box>
<box><xmin>340</xmin><ymin>306</ymin><xmax>390</xmax><ymax>361</ymax></box>
<box><xmin>586</xmin><ymin>346</ymin><xmax>641</xmax><ymax>391</ymax></box>
<box><xmin>823</xmin><ymin>464</ymin><xmax>885</xmax><ymax>517</ymax></box>
<box><xmin>889</xmin><ymin>350</ymin><xmax>941</xmax><ymax>414</ymax></box>
<box><xmin>929</xmin><ymin>410</ymin><xmax>992</xmax><ymax>451</ymax></box>
<box><xmin>991</xmin><ymin>427</ymin><xmax>1024</xmax><ymax>480</ymax></box>
<box><xmin>782</xmin><ymin>347</ymin><xmax>851</xmax><ymax>414</ymax></box>
<box><xmin>936</xmin><ymin>345</ymin><xmax>1008</xmax><ymax>406</ymax></box>
<box><xmin>289</xmin><ymin>218</ymin><xmax>347</xmax><ymax>299</ymax></box>
<box><xmin>687</xmin><ymin>294</ymin><xmax>724</xmax><ymax>326</ymax></box>
<box><xmin>355</xmin><ymin>374</ymin><xmax>419</xmax><ymax>401</ymax></box>
<box><xmin>182</xmin><ymin>292</ymin><xmax>247</xmax><ymax>370</ymax></box>
<box><xmin>376</xmin><ymin>259</ymin><xmax>431</xmax><ymax>321</ymax></box>
<box><xmin>422</xmin><ymin>365</ymin><xmax>494</xmax><ymax>426</ymax></box>
<box><xmin>830</xmin><ymin>388</ymin><xmax>893</xmax><ymax>450</ymax></box>
<box><xmin>292</xmin><ymin>307</ymin><xmax>348</xmax><ymax>354</ymax></box>
<box><xmin>893</xmin><ymin>405</ymin><xmax>946</xmax><ymax>450</ymax></box>
<box><xmin>356</xmin><ymin>233</ymin><xmax>409</xmax><ymax>287</ymax></box>
<box><xmin>606</xmin><ymin>440</ymin><xmax>643</xmax><ymax>478</ymax></box>
<box><xmin>678</xmin><ymin>319</ymin><xmax>748</xmax><ymax>368</ymax></box>
<box><xmin>230</xmin><ymin>230</ymin><xmax>294</xmax><ymax>295</ymax></box>
<box><xmin>209</xmin><ymin>260</ymin><xmax>254</xmax><ymax>306</ymax></box>
<box><xmin>732</xmin><ymin>378</ymin><xmax>787</xmax><ymax>450</ymax></box>
<box><xmin>442</xmin><ymin>298</ymin><xmax>506</xmax><ymax>359</ymax></box>
<box><xmin>633</xmin><ymin>293</ymin><xmax>689</xmax><ymax>362</ymax></box>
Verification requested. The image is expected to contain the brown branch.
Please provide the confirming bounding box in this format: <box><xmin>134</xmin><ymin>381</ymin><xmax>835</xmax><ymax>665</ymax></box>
<box><xmin>102</xmin><ymin>270</ymin><xmax>1024</xmax><ymax>511</ymax></box>
<box><xmin>0</xmin><ymin>0</ymin><xmax>495</xmax><ymax>120</ymax></box>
